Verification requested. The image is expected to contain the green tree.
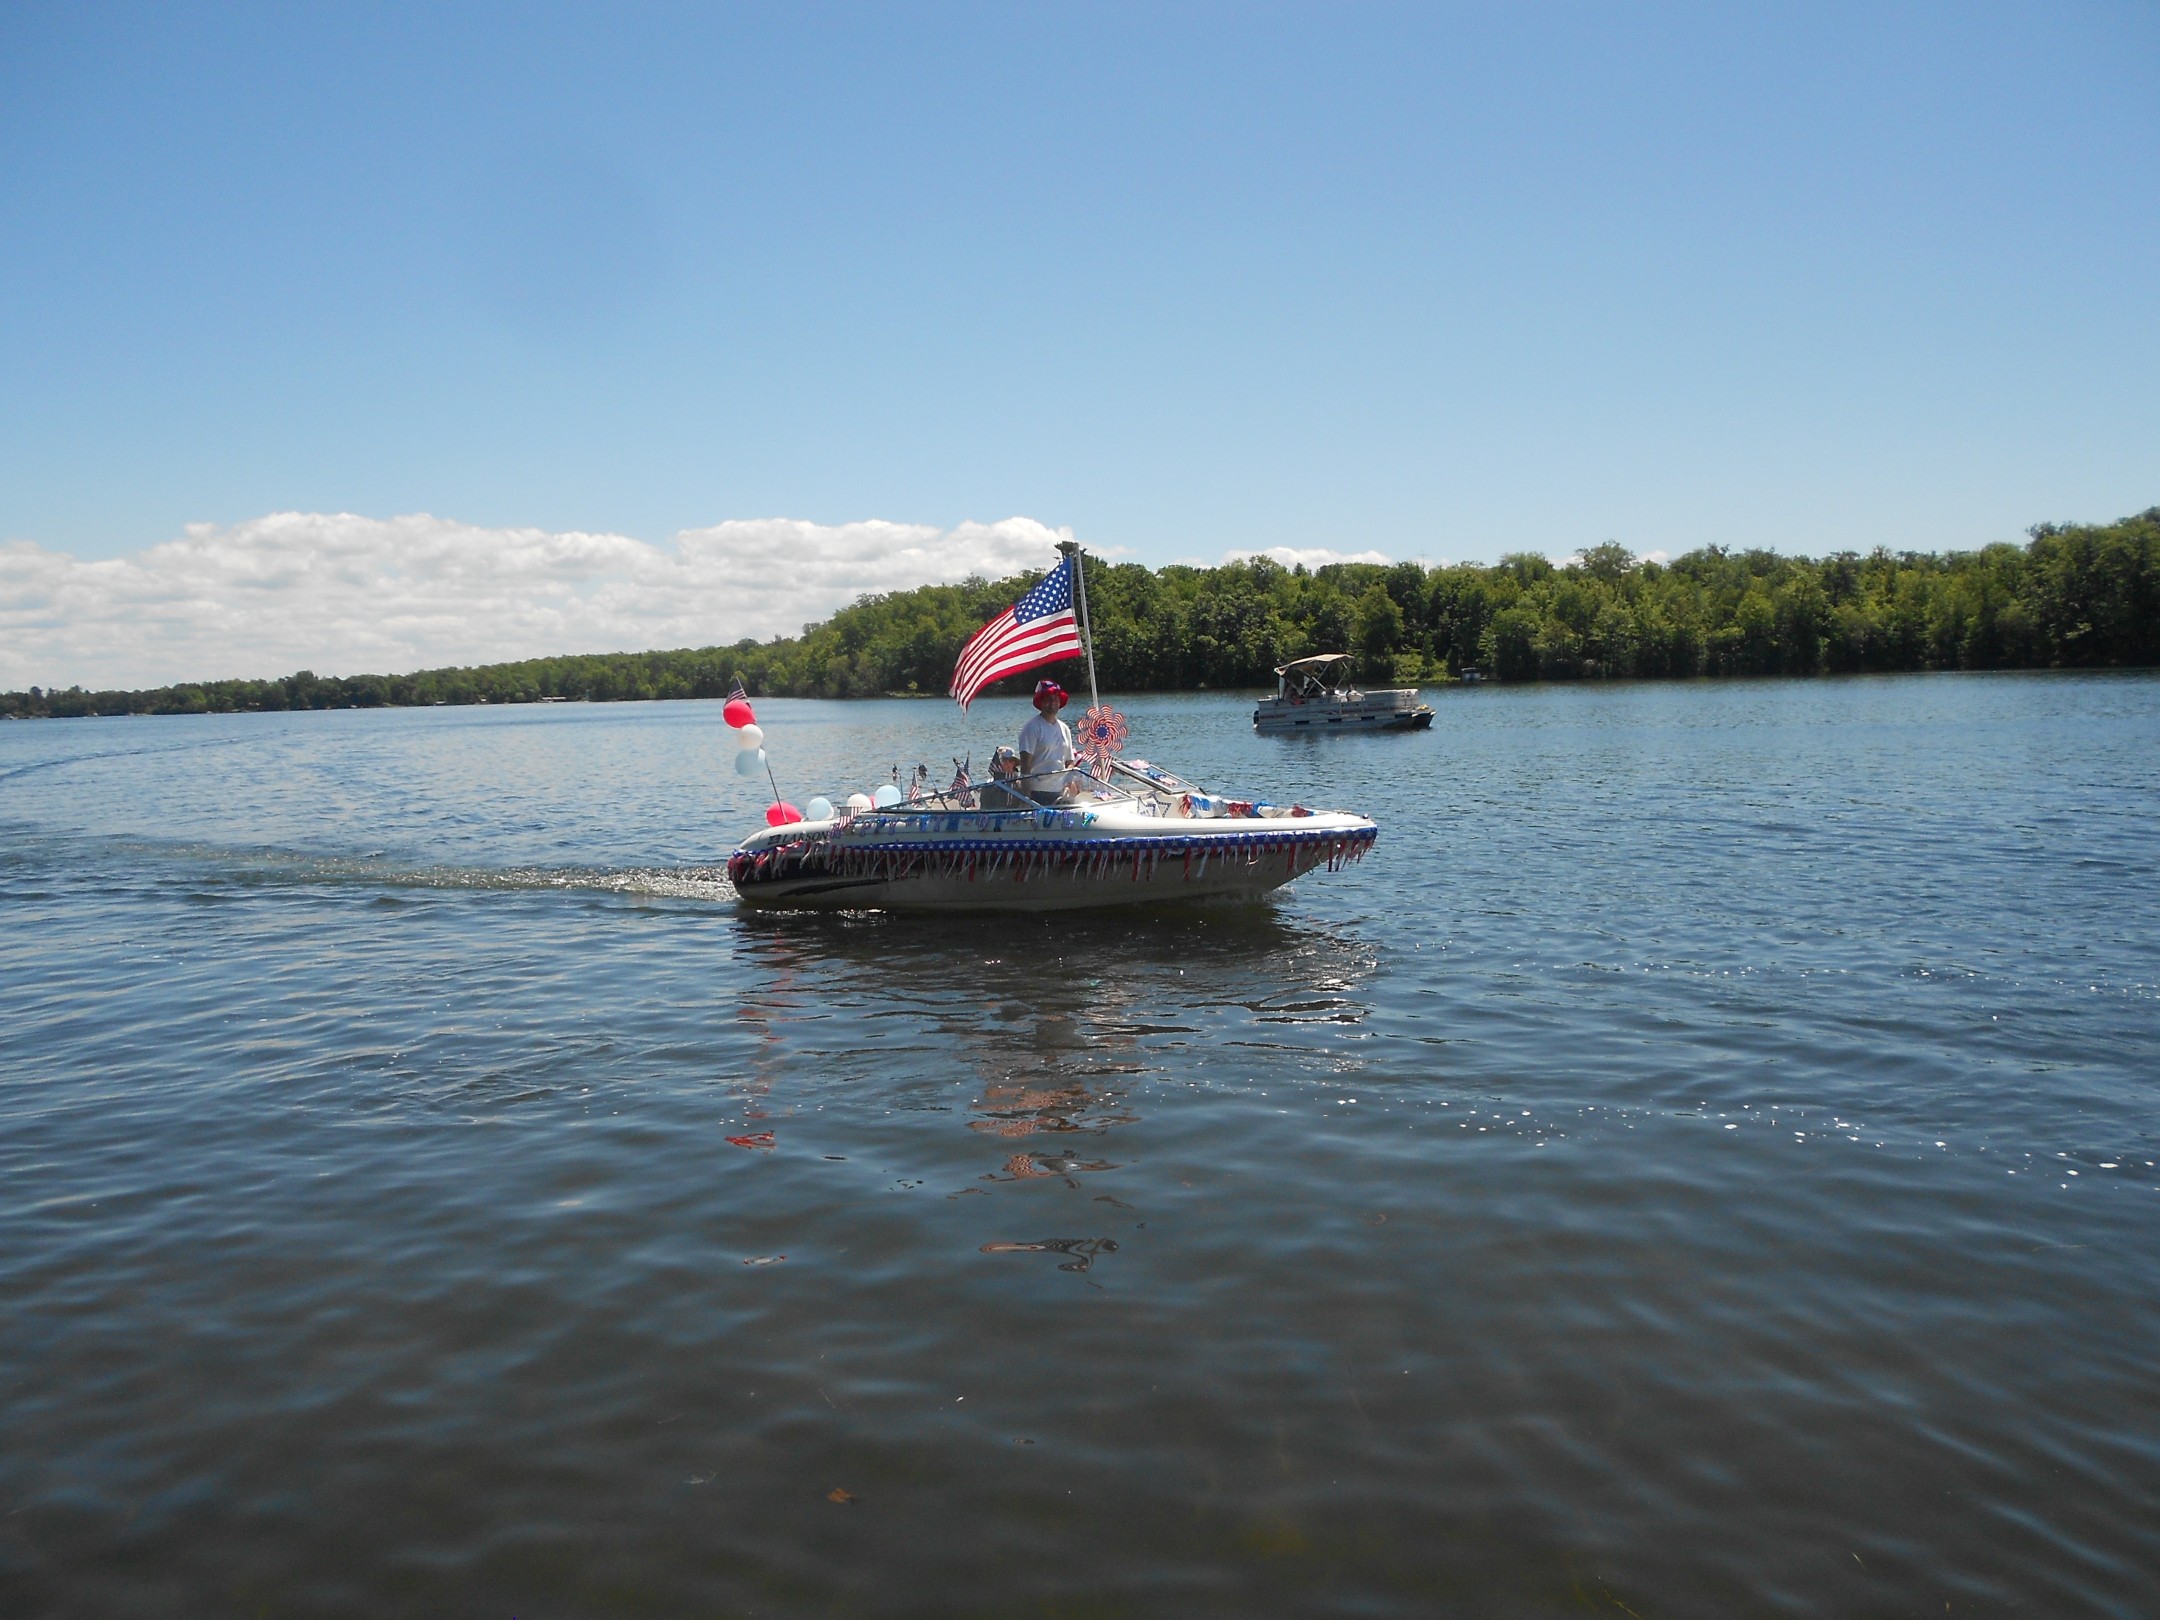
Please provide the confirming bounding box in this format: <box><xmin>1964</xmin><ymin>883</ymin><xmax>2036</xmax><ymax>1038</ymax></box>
<box><xmin>1352</xmin><ymin>584</ymin><xmax>1404</xmax><ymax>679</ymax></box>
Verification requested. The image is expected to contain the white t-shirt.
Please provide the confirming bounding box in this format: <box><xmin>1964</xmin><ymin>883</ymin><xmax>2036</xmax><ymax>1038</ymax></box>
<box><xmin>1017</xmin><ymin>712</ymin><xmax>1075</xmax><ymax>794</ymax></box>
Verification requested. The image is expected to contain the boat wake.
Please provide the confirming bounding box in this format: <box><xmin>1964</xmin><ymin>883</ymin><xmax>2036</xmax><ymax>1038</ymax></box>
<box><xmin>5</xmin><ymin>829</ymin><xmax>739</xmax><ymax>904</ymax></box>
<box><xmin>367</xmin><ymin>862</ymin><xmax>736</xmax><ymax>901</ymax></box>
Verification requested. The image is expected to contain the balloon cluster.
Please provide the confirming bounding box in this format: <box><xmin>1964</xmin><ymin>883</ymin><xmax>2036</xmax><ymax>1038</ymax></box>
<box><xmin>726</xmin><ymin>694</ymin><xmax>805</xmax><ymax>827</ymax></box>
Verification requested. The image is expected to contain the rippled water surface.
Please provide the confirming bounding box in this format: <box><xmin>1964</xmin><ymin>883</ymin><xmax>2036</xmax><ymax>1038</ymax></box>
<box><xmin>3</xmin><ymin>676</ymin><xmax>2157</xmax><ymax>1618</ymax></box>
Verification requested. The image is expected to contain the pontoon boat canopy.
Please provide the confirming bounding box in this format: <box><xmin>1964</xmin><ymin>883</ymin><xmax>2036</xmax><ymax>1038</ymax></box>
<box><xmin>1273</xmin><ymin>653</ymin><xmax>1353</xmax><ymax>677</ymax></box>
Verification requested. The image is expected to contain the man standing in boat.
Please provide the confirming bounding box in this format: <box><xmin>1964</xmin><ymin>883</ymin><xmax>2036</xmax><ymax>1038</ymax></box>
<box><xmin>1017</xmin><ymin>680</ymin><xmax>1076</xmax><ymax>804</ymax></box>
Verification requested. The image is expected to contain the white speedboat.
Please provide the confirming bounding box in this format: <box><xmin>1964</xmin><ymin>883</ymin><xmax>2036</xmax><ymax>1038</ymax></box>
<box><xmin>725</xmin><ymin>543</ymin><xmax>1380</xmax><ymax>912</ymax></box>
<box><xmin>1253</xmin><ymin>654</ymin><xmax>1433</xmax><ymax>732</ymax></box>
<box><xmin>728</xmin><ymin>759</ymin><xmax>1376</xmax><ymax>912</ymax></box>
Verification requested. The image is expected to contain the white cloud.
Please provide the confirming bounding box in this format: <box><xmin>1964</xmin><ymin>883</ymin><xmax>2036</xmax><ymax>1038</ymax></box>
<box><xmin>0</xmin><ymin>511</ymin><xmax>1074</xmax><ymax>690</ymax></box>
<box><xmin>1219</xmin><ymin>545</ymin><xmax>1393</xmax><ymax>569</ymax></box>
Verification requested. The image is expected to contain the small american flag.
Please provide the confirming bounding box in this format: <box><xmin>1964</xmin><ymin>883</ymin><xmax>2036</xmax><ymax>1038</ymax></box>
<box><xmin>950</xmin><ymin>558</ymin><xmax>1084</xmax><ymax>710</ymax></box>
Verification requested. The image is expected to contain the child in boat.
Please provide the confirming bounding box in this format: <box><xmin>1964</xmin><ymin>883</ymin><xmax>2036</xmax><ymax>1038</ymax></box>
<box><xmin>981</xmin><ymin>746</ymin><xmax>1031</xmax><ymax>808</ymax></box>
<box><xmin>1017</xmin><ymin>680</ymin><xmax>1076</xmax><ymax>804</ymax></box>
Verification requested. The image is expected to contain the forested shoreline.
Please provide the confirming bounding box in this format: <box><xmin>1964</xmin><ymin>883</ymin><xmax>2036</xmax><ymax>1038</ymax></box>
<box><xmin>7</xmin><ymin>508</ymin><xmax>2155</xmax><ymax>719</ymax></box>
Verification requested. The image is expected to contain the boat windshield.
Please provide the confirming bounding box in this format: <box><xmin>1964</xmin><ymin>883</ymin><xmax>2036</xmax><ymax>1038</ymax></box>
<box><xmin>840</xmin><ymin>757</ymin><xmax>1228</xmax><ymax>819</ymax></box>
<box><xmin>861</xmin><ymin>758</ymin><xmax>1143</xmax><ymax>816</ymax></box>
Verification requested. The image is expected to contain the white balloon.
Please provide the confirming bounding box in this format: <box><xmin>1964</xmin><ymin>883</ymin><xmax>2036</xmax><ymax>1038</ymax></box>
<box><xmin>846</xmin><ymin>792</ymin><xmax>873</xmax><ymax>812</ymax></box>
<box><xmin>735</xmin><ymin>723</ymin><xmax>764</xmax><ymax>751</ymax></box>
<box><xmin>804</xmin><ymin>796</ymin><xmax>835</xmax><ymax>821</ymax></box>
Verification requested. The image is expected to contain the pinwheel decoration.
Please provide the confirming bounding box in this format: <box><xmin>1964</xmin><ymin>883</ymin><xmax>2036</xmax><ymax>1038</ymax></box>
<box><xmin>1077</xmin><ymin>704</ymin><xmax>1129</xmax><ymax>766</ymax></box>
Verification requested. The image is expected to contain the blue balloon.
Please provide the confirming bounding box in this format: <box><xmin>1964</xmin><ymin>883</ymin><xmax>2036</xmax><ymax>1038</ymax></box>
<box><xmin>872</xmin><ymin>783</ymin><xmax>903</xmax><ymax>808</ymax></box>
<box><xmin>734</xmin><ymin>747</ymin><xmax>767</xmax><ymax>778</ymax></box>
<box><xmin>804</xmin><ymin>796</ymin><xmax>835</xmax><ymax>821</ymax></box>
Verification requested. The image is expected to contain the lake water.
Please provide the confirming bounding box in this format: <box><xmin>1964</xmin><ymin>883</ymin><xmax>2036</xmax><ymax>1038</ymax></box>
<box><xmin>3</xmin><ymin>674</ymin><xmax>2157</xmax><ymax>1618</ymax></box>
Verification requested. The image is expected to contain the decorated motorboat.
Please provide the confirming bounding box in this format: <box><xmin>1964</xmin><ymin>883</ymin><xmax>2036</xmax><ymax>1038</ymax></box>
<box><xmin>728</xmin><ymin>759</ymin><xmax>1376</xmax><ymax>911</ymax></box>
<box><xmin>1253</xmin><ymin>653</ymin><xmax>1433</xmax><ymax>732</ymax></box>
<box><xmin>723</xmin><ymin>543</ymin><xmax>1379</xmax><ymax>912</ymax></box>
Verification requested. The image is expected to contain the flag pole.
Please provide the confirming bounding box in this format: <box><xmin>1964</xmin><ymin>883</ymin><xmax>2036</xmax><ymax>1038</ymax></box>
<box><xmin>1058</xmin><ymin>539</ymin><xmax>1101</xmax><ymax>714</ymax></box>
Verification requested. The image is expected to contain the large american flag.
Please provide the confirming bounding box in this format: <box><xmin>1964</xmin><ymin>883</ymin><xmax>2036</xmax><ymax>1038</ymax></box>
<box><xmin>950</xmin><ymin>557</ymin><xmax>1084</xmax><ymax>710</ymax></box>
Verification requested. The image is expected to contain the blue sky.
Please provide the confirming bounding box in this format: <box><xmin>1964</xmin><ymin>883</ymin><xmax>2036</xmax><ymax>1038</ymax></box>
<box><xmin>2</xmin><ymin>2</ymin><xmax>2156</xmax><ymax>683</ymax></box>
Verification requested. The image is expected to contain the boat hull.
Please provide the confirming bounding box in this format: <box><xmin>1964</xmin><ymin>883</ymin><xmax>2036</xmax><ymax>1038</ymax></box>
<box><xmin>726</xmin><ymin>809</ymin><xmax>1378</xmax><ymax>912</ymax></box>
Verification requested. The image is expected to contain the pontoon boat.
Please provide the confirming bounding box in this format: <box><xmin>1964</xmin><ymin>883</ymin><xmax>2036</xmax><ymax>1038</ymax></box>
<box><xmin>1252</xmin><ymin>654</ymin><xmax>1433</xmax><ymax>733</ymax></box>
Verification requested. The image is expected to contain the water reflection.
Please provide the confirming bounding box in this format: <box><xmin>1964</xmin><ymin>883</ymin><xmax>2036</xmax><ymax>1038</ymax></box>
<box><xmin>979</xmin><ymin>1237</ymin><xmax>1121</xmax><ymax>1273</ymax></box>
<box><xmin>727</xmin><ymin>901</ymin><xmax>1379</xmax><ymax>1280</ymax></box>
<box><xmin>968</xmin><ymin>1080</ymin><xmax>1138</xmax><ymax>1139</ymax></box>
<box><xmin>984</xmin><ymin>1148</ymin><xmax>1119</xmax><ymax>1184</ymax></box>
<box><xmin>729</xmin><ymin>900</ymin><xmax>1377</xmax><ymax>1052</ymax></box>
<box><xmin>726</xmin><ymin>901</ymin><xmax>1379</xmax><ymax>1089</ymax></box>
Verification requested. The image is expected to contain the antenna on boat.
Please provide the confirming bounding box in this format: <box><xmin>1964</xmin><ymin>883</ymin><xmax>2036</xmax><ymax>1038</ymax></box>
<box><xmin>1058</xmin><ymin>539</ymin><xmax>1102</xmax><ymax>714</ymax></box>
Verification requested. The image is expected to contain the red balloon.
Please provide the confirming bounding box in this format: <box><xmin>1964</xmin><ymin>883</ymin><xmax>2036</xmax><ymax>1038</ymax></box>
<box><xmin>723</xmin><ymin>698</ymin><xmax>756</xmax><ymax>729</ymax></box>
<box><xmin>765</xmin><ymin>802</ymin><xmax>803</xmax><ymax>827</ymax></box>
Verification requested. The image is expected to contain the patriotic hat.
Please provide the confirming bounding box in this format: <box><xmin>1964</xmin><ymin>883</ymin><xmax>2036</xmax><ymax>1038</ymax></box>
<box><xmin>1033</xmin><ymin>679</ymin><xmax>1068</xmax><ymax>708</ymax></box>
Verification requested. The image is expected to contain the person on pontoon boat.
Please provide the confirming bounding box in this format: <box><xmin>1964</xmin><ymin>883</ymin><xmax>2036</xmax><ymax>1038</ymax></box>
<box><xmin>1017</xmin><ymin>679</ymin><xmax>1077</xmax><ymax>804</ymax></box>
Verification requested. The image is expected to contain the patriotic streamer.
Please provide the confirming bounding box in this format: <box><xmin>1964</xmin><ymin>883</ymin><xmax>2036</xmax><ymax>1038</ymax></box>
<box><xmin>727</xmin><ymin>825</ymin><xmax>1377</xmax><ymax>891</ymax></box>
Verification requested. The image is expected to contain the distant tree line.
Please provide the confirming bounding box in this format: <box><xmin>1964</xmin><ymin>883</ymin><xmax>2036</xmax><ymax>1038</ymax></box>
<box><xmin>5</xmin><ymin>507</ymin><xmax>2154</xmax><ymax>719</ymax></box>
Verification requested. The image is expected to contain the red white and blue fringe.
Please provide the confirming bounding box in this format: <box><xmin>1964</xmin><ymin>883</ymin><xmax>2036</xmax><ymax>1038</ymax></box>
<box><xmin>727</xmin><ymin>826</ymin><xmax>1377</xmax><ymax>890</ymax></box>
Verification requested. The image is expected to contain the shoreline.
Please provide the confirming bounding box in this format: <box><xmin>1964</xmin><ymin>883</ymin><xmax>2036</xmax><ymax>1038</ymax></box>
<box><xmin>9</xmin><ymin>506</ymin><xmax>2154</xmax><ymax>719</ymax></box>
<box><xmin>6</xmin><ymin>662</ymin><xmax>2156</xmax><ymax>723</ymax></box>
